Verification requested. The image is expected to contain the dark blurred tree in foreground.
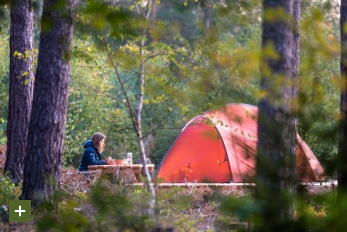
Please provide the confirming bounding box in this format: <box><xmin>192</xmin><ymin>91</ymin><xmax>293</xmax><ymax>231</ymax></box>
<box><xmin>21</xmin><ymin>0</ymin><xmax>75</xmax><ymax>205</ymax></box>
<box><xmin>338</xmin><ymin>0</ymin><xmax>347</xmax><ymax>192</ymax></box>
<box><xmin>255</xmin><ymin>0</ymin><xmax>298</xmax><ymax>230</ymax></box>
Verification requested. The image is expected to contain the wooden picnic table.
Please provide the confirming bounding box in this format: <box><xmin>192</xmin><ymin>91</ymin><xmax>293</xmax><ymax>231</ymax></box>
<box><xmin>88</xmin><ymin>164</ymin><xmax>155</xmax><ymax>182</ymax></box>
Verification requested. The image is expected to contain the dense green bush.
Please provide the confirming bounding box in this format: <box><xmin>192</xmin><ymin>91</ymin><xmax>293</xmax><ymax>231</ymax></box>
<box><xmin>0</xmin><ymin>173</ymin><xmax>21</xmax><ymax>205</ymax></box>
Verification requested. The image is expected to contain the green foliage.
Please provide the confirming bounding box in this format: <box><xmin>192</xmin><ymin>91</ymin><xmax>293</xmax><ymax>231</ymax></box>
<box><xmin>1</xmin><ymin>0</ymin><xmax>346</xmax><ymax>230</ymax></box>
<box><xmin>218</xmin><ymin>188</ymin><xmax>347</xmax><ymax>232</ymax></box>
<box><xmin>217</xmin><ymin>195</ymin><xmax>255</xmax><ymax>231</ymax></box>
<box><xmin>0</xmin><ymin>0</ymin><xmax>340</xmax><ymax>181</ymax></box>
<box><xmin>0</xmin><ymin>4</ymin><xmax>9</xmax><ymax>33</ymax></box>
<box><xmin>156</xmin><ymin>186</ymin><xmax>226</xmax><ymax>230</ymax></box>
<box><xmin>0</xmin><ymin>173</ymin><xmax>21</xmax><ymax>205</ymax></box>
<box><xmin>90</xmin><ymin>182</ymin><xmax>152</xmax><ymax>231</ymax></box>
<box><xmin>0</xmin><ymin>34</ymin><xmax>9</xmax><ymax>141</ymax></box>
<box><xmin>64</xmin><ymin>36</ymin><xmax>138</xmax><ymax>167</ymax></box>
<box><xmin>152</xmin><ymin>0</ymin><xmax>262</xmax><ymax>116</ymax></box>
<box><xmin>158</xmin><ymin>187</ymin><xmax>194</xmax><ymax>212</ymax></box>
<box><xmin>0</xmin><ymin>0</ymin><xmax>337</xmax><ymax>177</ymax></box>
<box><xmin>298</xmin><ymin>0</ymin><xmax>340</xmax><ymax>176</ymax></box>
<box><xmin>76</xmin><ymin>0</ymin><xmax>141</xmax><ymax>46</ymax></box>
<box><xmin>301</xmin><ymin>192</ymin><xmax>347</xmax><ymax>232</ymax></box>
<box><xmin>35</xmin><ymin>181</ymin><xmax>153</xmax><ymax>232</ymax></box>
<box><xmin>0</xmin><ymin>7</ymin><xmax>10</xmax><ymax>36</ymax></box>
<box><xmin>36</xmin><ymin>197</ymin><xmax>93</xmax><ymax>232</ymax></box>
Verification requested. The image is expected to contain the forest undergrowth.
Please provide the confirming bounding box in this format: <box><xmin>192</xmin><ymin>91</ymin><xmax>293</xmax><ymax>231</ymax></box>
<box><xmin>0</xmin><ymin>152</ymin><xmax>334</xmax><ymax>232</ymax></box>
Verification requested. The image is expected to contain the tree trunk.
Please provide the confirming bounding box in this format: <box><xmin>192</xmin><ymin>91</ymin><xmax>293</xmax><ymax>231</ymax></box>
<box><xmin>137</xmin><ymin>34</ymin><xmax>155</xmax><ymax>215</ymax></box>
<box><xmin>255</xmin><ymin>0</ymin><xmax>296</xmax><ymax>230</ymax></box>
<box><xmin>200</xmin><ymin>0</ymin><xmax>212</xmax><ymax>29</ymax></box>
<box><xmin>292</xmin><ymin>0</ymin><xmax>300</xmax><ymax>98</ymax></box>
<box><xmin>20</xmin><ymin>0</ymin><xmax>75</xmax><ymax>205</ymax></box>
<box><xmin>136</xmin><ymin>0</ymin><xmax>155</xmax><ymax>215</ymax></box>
<box><xmin>338</xmin><ymin>0</ymin><xmax>347</xmax><ymax>192</ymax></box>
<box><xmin>103</xmin><ymin>0</ymin><xmax>157</xmax><ymax>216</ymax></box>
<box><xmin>5</xmin><ymin>0</ymin><xmax>34</xmax><ymax>185</ymax></box>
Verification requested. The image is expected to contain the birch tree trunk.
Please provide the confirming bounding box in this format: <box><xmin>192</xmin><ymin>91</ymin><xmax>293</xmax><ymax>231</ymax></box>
<box><xmin>104</xmin><ymin>0</ymin><xmax>156</xmax><ymax>215</ymax></box>
<box><xmin>135</xmin><ymin>0</ymin><xmax>155</xmax><ymax>215</ymax></box>
<box><xmin>136</xmin><ymin>35</ymin><xmax>155</xmax><ymax>215</ymax></box>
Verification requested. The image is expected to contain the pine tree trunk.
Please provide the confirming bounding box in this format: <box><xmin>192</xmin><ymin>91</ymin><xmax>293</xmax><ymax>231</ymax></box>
<box><xmin>5</xmin><ymin>0</ymin><xmax>34</xmax><ymax>185</ymax></box>
<box><xmin>255</xmin><ymin>0</ymin><xmax>296</xmax><ymax>230</ymax></box>
<box><xmin>338</xmin><ymin>0</ymin><xmax>347</xmax><ymax>192</ymax></box>
<box><xmin>20</xmin><ymin>0</ymin><xmax>75</xmax><ymax>205</ymax></box>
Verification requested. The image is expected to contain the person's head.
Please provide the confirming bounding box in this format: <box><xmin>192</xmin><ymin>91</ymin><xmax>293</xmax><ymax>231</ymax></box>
<box><xmin>91</xmin><ymin>132</ymin><xmax>106</xmax><ymax>152</ymax></box>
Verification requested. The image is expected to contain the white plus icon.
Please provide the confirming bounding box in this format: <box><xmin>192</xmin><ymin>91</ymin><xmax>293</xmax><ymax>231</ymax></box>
<box><xmin>14</xmin><ymin>205</ymin><xmax>26</xmax><ymax>217</ymax></box>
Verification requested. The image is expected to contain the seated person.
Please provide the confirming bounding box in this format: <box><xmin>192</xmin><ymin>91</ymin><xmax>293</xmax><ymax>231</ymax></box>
<box><xmin>78</xmin><ymin>132</ymin><xmax>114</xmax><ymax>171</ymax></box>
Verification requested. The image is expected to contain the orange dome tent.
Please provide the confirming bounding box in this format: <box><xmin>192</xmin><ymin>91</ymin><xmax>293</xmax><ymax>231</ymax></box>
<box><xmin>156</xmin><ymin>103</ymin><xmax>325</xmax><ymax>183</ymax></box>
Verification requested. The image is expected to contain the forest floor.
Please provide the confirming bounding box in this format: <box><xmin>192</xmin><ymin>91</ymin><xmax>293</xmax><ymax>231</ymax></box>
<box><xmin>0</xmin><ymin>152</ymin><xmax>335</xmax><ymax>232</ymax></box>
<box><xmin>0</xmin><ymin>181</ymin><xmax>334</xmax><ymax>231</ymax></box>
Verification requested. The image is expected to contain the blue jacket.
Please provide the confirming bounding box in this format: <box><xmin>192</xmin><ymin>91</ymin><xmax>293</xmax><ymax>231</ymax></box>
<box><xmin>78</xmin><ymin>140</ymin><xmax>106</xmax><ymax>171</ymax></box>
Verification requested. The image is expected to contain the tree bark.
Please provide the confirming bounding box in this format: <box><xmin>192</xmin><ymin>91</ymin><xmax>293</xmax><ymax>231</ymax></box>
<box><xmin>137</xmin><ymin>31</ymin><xmax>156</xmax><ymax>215</ymax></box>
<box><xmin>5</xmin><ymin>0</ymin><xmax>34</xmax><ymax>185</ymax></box>
<box><xmin>20</xmin><ymin>0</ymin><xmax>75</xmax><ymax>205</ymax></box>
<box><xmin>104</xmin><ymin>0</ymin><xmax>156</xmax><ymax>215</ymax></box>
<box><xmin>201</xmin><ymin>0</ymin><xmax>212</xmax><ymax>29</ymax></box>
<box><xmin>292</xmin><ymin>0</ymin><xmax>300</xmax><ymax>99</ymax></box>
<box><xmin>135</xmin><ymin>0</ymin><xmax>156</xmax><ymax>215</ymax></box>
<box><xmin>338</xmin><ymin>0</ymin><xmax>347</xmax><ymax>192</ymax></box>
<box><xmin>255</xmin><ymin>0</ymin><xmax>297</xmax><ymax>230</ymax></box>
